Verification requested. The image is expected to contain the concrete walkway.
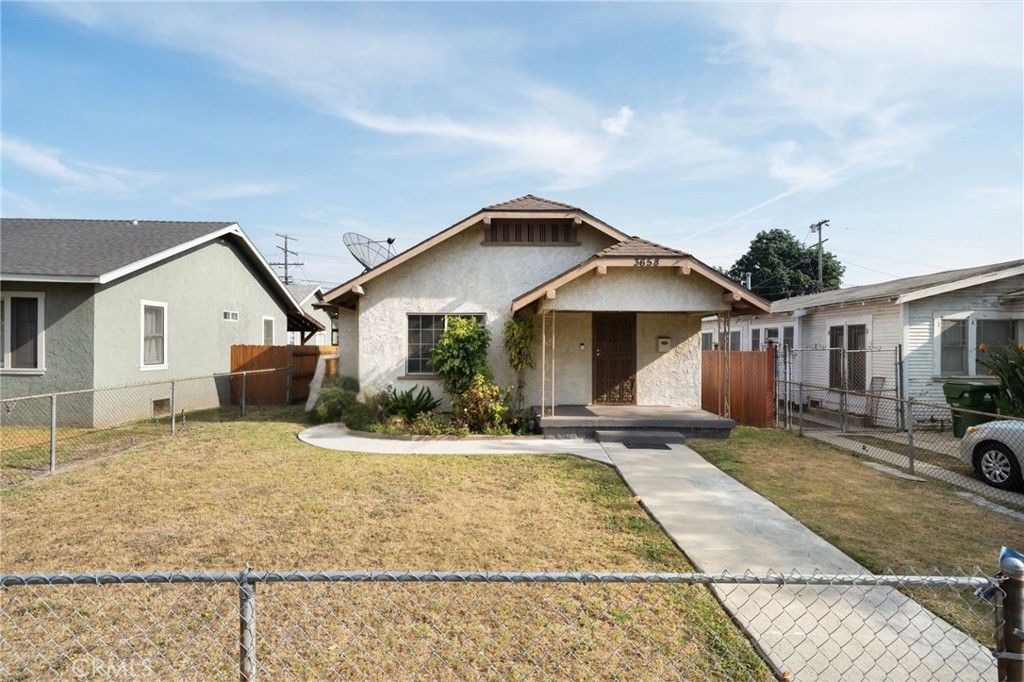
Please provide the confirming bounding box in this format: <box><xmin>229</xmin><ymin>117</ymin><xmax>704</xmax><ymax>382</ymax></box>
<box><xmin>298</xmin><ymin>425</ymin><xmax>995</xmax><ymax>681</ymax></box>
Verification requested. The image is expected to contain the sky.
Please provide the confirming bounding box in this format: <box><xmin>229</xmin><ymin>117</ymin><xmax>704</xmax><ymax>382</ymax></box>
<box><xmin>2</xmin><ymin>2</ymin><xmax>1022</xmax><ymax>292</ymax></box>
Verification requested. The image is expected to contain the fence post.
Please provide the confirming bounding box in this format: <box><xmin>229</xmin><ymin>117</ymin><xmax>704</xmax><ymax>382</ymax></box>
<box><xmin>998</xmin><ymin>552</ymin><xmax>1024</xmax><ymax>682</ymax></box>
<box><xmin>798</xmin><ymin>381</ymin><xmax>804</xmax><ymax>436</ymax></box>
<box><xmin>170</xmin><ymin>380</ymin><xmax>177</xmax><ymax>437</ymax></box>
<box><xmin>285</xmin><ymin>363</ymin><xmax>292</xmax><ymax>405</ymax></box>
<box><xmin>49</xmin><ymin>393</ymin><xmax>57</xmax><ymax>475</ymax></box>
<box><xmin>240</xmin><ymin>372</ymin><xmax>247</xmax><ymax>418</ymax></box>
<box><xmin>905</xmin><ymin>398</ymin><xmax>916</xmax><ymax>476</ymax></box>
<box><xmin>239</xmin><ymin>567</ymin><xmax>257</xmax><ymax>682</ymax></box>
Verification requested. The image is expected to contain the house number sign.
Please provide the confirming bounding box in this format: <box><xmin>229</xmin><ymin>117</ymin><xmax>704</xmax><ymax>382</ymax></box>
<box><xmin>633</xmin><ymin>257</ymin><xmax>660</xmax><ymax>267</ymax></box>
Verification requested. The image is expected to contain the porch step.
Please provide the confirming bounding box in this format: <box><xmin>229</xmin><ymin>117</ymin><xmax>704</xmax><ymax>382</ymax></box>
<box><xmin>595</xmin><ymin>430</ymin><xmax>689</xmax><ymax>445</ymax></box>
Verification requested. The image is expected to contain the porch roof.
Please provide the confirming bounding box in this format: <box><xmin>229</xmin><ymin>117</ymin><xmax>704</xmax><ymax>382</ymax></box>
<box><xmin>511</xmin><ymin>237</ymin><xmax>770</xmax><ymax>314</ymax></box>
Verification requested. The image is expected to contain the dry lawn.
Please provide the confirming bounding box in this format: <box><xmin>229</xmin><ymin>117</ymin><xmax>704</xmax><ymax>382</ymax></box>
<box><xmin>0</xmin><ymin>407</ymin><xmax>770</xmax><ymax>680</ymax></box>
<box><xmin>690</xmin><ymin>426</ymin><xmax>1024</xmax><ymax>644</ymax></box>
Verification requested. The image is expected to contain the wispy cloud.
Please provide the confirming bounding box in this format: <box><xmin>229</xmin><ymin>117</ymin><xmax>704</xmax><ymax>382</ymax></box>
<box><xmin>601</xmin><ymin>106</ymin><xmax>635</xmax><ymax>137</ymax></box>
<box><xmin>1</xmin><ymin>134</ymin><xmax>160</xmax><ymax>195</ymax></box>
<box><xmin>38</xmin><ymin>4</ymin><xmax>738</xmax><ymax>190</ymax></box>
<box><xmin>177</xmin><ymin>182</ymin><xmax>290</xmax><ymax>204</ymax></box>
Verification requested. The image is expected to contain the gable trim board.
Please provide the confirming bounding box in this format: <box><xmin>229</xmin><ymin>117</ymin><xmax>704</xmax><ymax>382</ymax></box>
<box><xmin>896</xmin><ymin>264</ymin><xmax>1024</xmax><ymax>304</ymax></box>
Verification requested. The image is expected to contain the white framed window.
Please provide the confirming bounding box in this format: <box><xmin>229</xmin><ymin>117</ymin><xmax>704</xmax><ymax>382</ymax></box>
<box><xmin>1</xmin><ymin>292</ymin><xmax>45</xmax><ymax>373</ymax></box>
<box><xmin>262</xmin><ymin>316</ymin><xmax>275</xmax><ymax>346</ymax></box>
<box><xmin>935</xmin><ymin>313</ymin><xmax>1021</xmax><ymax>377</ymax></box>
<box><xmin>826</xmin><ymin>316</ymin><xmax>871</xmax><ymax>391</ymax></box>
<box><xmin>407</xmin><ymin>313</ymin><xmax>485</xmax><ymax>375</ymax></box>
<box><xmin>223</xmin><ymin>311</ymin><xmax>239</xmax><ymax>321</ymax></box>
<box><xmin>750</xmin><ymin>324</ymin><xmax>795</xmax><ymax>351</ymax></box>
<box><xmin>140</xmin><ymin>300</ymin><xmax>168</xmax><ymax>370</ymax></box>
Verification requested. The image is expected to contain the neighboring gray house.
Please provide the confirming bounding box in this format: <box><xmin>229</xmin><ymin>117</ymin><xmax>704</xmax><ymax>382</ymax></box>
<box><xmin>286</xmin><ymin>284</ymin><xmax>333</xmax><ymax>346</ymax></box>
<box><xmin>702</xmin><ymin>259</ymin><xmax>1024</xmax><ymax>407</ymax></box>
<box><xmin>321</xmin><ymin>195</ymin><xmax>768</xmax><ymax>410</ymax></box>
<box><xmin>0</xmin><ymin>219</ymin><xmax>322</xmax><ymax>424</ymax></box>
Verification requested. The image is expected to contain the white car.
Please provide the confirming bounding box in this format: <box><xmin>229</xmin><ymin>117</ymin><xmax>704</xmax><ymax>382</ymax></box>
<box><xmin>959</xmin><ymin>420</ymin><xmax>1024</xmax><ymax>491</ymax></box>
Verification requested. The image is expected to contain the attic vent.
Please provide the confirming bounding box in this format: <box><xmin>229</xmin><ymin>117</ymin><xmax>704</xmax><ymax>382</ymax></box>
<box><xmin>482</xmin><ymin>220</ymin><xmax>578</xmax><ymax>246</ymax></box>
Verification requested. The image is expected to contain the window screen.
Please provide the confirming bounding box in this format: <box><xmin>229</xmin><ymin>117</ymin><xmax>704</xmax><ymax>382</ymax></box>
<box><xmin>143</xmin><ymin>305</ymin><xmax>165</xmax><ymax>366</ymax></box>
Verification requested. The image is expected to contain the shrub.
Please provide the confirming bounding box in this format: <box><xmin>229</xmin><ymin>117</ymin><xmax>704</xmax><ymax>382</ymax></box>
<box><xmin>978</xmin><ymin>341</ymin><xmax>1024</xmax><ymax>416</ymax></box>
<box><xmin>453</xmin><ymin>374</ymin><xmax>509</xmax><ymax>433</ymax></box>
<box><xmin>343</xmin><ymin>402</ymin><xmax>375</xmax><ymax>431</ymax></box>
<box><xmin>309</xmin><ymin>386</ymin><xmax>358</xmax><ymax>424</ymax></box>
<box><xmin>432</xmin><ymin>317</ymin><xmax>492</xmax><ymax>398</ymax></box>
<box><xmin>380</xmin><ymin>385</ymin><xmax>442</xmax><ymax>421</ymax></box>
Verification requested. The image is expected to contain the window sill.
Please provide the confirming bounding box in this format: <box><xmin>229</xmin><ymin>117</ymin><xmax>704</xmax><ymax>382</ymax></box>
<box><xmin>931</xmin><ymin>375</ymin><xmax>998</xmax><ymax>382</ymax></box>
<box><xmin>398</xmin><ymin>375</ymin><xmax>440</xmax><ymax>381</ymax></box>
<box><xmin>0</xmin><ymin>368</ymin><xmax>45</xmax><ymax>376</ymax></box>
<box><xmin>141</xmin><ymin>365</ymin><xmax>168</xmax><ymax>372</ymax></box>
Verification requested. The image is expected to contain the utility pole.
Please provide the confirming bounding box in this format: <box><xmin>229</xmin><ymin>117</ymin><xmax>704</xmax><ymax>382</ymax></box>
<box><xmin>269</xmin><ymin>233</ymin><xmax>303</xmax><ymax>285</ymax></box>
<box><xmin>810</xmin><ymin>219</ymin><xmax>830</xmax><ymax>292</ymax></box>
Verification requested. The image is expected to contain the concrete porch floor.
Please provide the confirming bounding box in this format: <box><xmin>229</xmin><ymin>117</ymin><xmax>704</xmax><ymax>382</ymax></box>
<box><xmin>536</xmin><ymin>404</ymin><xmax>735</xmax><ymax>439</ymax></box>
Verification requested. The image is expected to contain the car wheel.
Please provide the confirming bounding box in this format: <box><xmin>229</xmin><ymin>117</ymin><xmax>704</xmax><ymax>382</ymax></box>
<box><xmin>973</xmin><ymin>442</ymin><xmax>1023</xmax><ymax>491</ymax></box>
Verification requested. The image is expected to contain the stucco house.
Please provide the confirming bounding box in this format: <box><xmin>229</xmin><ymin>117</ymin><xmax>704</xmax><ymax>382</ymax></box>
<box><xmin>0</xmin><ymin>218</ymin><xmax>322</xmax><ymax>424</ymax></box>
<box><xmin>701</xmin><ymin>259</ymin><xmax>1024</xmax><ymax>405</ymax></box>
<box><xmin>286</xmin><ymin>284</ymin><xmax>333</xmax><ymax>346</ymax></box>
<box><xmin>321</xmin><ymin>195</ymin><xmax>768</xmax><ymax>419</ymax></box>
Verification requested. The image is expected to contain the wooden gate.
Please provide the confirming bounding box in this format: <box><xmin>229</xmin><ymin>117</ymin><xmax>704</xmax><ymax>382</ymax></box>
<box><xmin>230</xmin><ymin>345</ymin><xmax>338</xmax><ymax>405</ymax></box>
<box><xmin>701</xmin><ymin>346</ymin><xmax>776</xmax><ymax>427</ymax></box>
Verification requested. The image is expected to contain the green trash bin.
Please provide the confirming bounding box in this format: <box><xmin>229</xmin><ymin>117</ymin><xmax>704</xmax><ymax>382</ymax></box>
<box><xmin>942</xmin><ymin>381</ymin><xmax>1000</xmax><ymax>438</ymax></box>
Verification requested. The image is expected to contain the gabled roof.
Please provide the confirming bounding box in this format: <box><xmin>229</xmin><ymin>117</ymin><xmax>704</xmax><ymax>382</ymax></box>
<box><xmin>322</xmin><ymin>195</ymin><xmax>630</xmax><ymax>307</ymax></box>
<box><xmin>1</xmin><ymin>219</ymin><xmax>236</xmax><ymax>281</ymax></box>
<box><xmin>512</xmin><ymin>237</ymin><xmax>769</xmax><ymax>314</ymax></box>
<box><xmin>772</xmin><ymin>258</ymin><xmax>1024</xmax><ymax>313</ymax></box>
<box><xmin>485</xmin><ymin>195</ymin><xmax>578</xmax><ymax>212</ymax></box>
<box><xmin>286</xmin><ymin>283</ymin><xmax>323</xmax><ymax>306</ymax></box>
<box><xmin>596</xmin><ymin>237</ymin><xmax>690</xmax><ymax>259</ymax></box>
<box><xmin>0</xmin><ymin>218</ymin><xmax>323</xmax><ymax>333</ymax></box>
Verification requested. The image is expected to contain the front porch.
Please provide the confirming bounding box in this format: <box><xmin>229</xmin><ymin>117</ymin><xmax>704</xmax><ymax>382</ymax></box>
<box><xmin>537</xmin><ymin>404</ymin><xmax>735</xmax><ymax>440</ymax></box>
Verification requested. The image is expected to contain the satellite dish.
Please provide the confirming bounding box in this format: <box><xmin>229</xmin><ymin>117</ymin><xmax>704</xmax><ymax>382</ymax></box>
<box><xmin>343</xmin><ymin>233</ymin><xmax>397</xmax><ymax>271</ymax></box>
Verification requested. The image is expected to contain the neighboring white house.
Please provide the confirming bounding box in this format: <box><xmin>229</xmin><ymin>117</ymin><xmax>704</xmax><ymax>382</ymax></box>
<box><xmin>702</xmin><ymin>259</ymin><xmax>1024</xmax><ymax>405</ymax></box>
<box><xmin>0</xmin><ymin>218</ymin><xmax>323</xmax><ymax>425</ymax></box>
<box><xmin>286</xmin><ymin>284</ymin><xmax>333</xmax><ymax>346</ymax></box>
<box><xmin>321</xmin><ymin>195</ymin><xmax>769</xmax><ymax>410</ymax></box>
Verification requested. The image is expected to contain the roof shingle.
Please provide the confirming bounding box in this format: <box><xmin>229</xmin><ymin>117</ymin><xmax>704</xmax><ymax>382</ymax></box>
<box><xmin>485</xmin><ymin>195</ymin><xmax>579</xmax><ymax>212</ymax></box>
<box><xmin>772</xmin><ymin>259</ymin><xmax>1024</xmax><ymax>312</ymax></box>
<box><xmin>597</xmin><ymin>237</ymin><xmax>691</xmax><ymax>259</ymax></box>
<box><xmin>1</xmin><ymin>218</ymin><xmax>235</xmax><ymax>278</ymax></box>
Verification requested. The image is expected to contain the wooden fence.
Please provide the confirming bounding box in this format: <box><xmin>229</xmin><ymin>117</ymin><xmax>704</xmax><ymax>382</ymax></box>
<box><xmin>701</xmin><ymin>346</ymin><xmax>776</xmax><ymax>428</ymax></box>
<box><xmin>230</xmin><ymin>345</ymin><xmax>338</xmax><ymax>406</ymax></box>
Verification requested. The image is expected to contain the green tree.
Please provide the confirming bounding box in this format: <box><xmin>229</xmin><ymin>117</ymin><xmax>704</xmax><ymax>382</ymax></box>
<box><xmin>729</xmin><ymin>229</ymin><xmax>844</xmax><ymax>301</ymax></box>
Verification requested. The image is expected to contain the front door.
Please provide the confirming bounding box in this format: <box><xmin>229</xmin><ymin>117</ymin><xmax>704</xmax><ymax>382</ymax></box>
<box><xmin>593</xmin><ymin>313</ymin><xmax>636</xmax><ymax>404</ymax></box>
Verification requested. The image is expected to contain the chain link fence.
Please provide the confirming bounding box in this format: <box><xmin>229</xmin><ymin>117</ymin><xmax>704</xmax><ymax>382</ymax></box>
<box><xmin>2</xmin><ymin>567</ymin><xmax>1018</xmax><ymax>681</ymax></box>
<box><xmin>775</xmin><ymin>347</ymin><xmax>1024</xmax><ymax>509</ymax></box>
<box><xmin>0</xmin><ymin>368</ymin><xmax>290</xmax><ymax>486</ymax></box>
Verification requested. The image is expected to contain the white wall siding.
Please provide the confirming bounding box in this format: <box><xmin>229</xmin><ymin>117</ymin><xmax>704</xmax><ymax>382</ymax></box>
<box><xmin>905</xmin><ymin>274</ymin><xmax>1024</xmax><ymax>404</ymax></box>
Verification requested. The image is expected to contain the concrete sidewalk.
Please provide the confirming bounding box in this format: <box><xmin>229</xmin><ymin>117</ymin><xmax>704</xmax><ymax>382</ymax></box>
<box><xmin>298</xmin><ymin>425</ymin><xmax>994</xmax><ymax>680</ymax></box>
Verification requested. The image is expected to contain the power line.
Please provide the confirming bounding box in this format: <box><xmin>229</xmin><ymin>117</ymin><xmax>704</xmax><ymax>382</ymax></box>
<box><xmin>268</xmin><ymin>233</ymin><xmax>303</xmax><ymax>285</ymax></box>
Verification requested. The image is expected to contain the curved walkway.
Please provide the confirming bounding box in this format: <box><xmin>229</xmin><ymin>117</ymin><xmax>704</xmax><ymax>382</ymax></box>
<box><xmin>298</xmin><ymin>424</ymin><xmax>994</xmax><ymax>681</ymax></box>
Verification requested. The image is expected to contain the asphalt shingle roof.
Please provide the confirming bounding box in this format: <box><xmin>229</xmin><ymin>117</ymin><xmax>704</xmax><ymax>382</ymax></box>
<box><xmin>597</xmin><ymin>237</ymin><xmax>691</xmax><ymax>259</ymax></box>
<box><xmin>485</xmin><ymin>195</ymin><xmax>579</xmax><ymax>212</ymax></box>
<box><xmin>772</xmin><ymin>258</ymin><xmax>1024</xmax><ymax>313</ymax></box>
<box><xmin>285</xmin><ymin>284</ymin><xmax>322</xmax><ymax>304</ymax></box>
<box><xmin>1</xmin><ymin>218</ymin><xmax>235</xmax><ymax>278</ymax></box>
